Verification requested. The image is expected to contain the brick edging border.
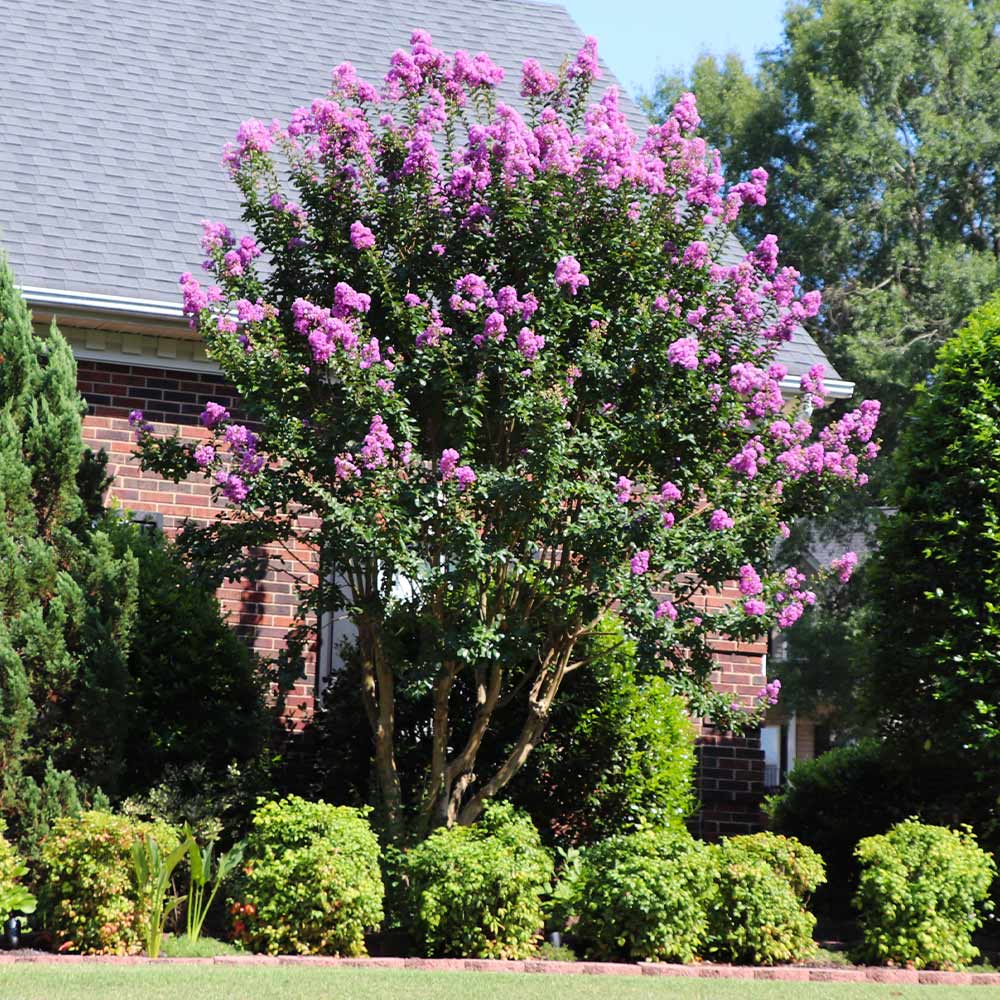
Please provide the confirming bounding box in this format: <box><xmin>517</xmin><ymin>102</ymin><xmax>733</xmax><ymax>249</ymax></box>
<box><xmin>2</xmin><ymin>953</ymin><xmax>999</xmax><ymax>985</ymax></box>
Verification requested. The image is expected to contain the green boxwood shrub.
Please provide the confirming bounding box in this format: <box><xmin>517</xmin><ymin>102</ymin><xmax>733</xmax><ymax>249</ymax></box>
<box><xmin>38</xmin><ymin>811</ymin><xmax>178</xmax><ymax>954</ymax></box>
<box><xmin>405</xmin><ymin>801</ymin><xmax>553</xmax><ymax>959</ymax></box>
<box><xmin>230</xmin><ymin>796</ymin><xmax>383</xmax><ymax>956</ymax></box>
<box><xmin>853</xmin><ymin>819</ymin><xmax>996</xmax><ymax>969</ymax></box>
<box><xmin>707</xmin><ymin>833</ymin><xmax>825</xmax><ymax>965</ymax></box>
<box><xmin>565</xmin><ymin>826</ymin><xmax>715</xmax><ymax>962</ymax></box>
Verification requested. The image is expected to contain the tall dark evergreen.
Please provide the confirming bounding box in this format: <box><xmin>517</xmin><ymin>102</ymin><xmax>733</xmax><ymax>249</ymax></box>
<box><xmin>0</xmin><ymin>254</ymin><xmax>138</xmax><ymax>848</ymax></box>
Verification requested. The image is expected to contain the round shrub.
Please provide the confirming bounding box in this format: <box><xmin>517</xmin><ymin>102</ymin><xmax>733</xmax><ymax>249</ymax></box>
<box><xmin>707</xmin><ymin>833</ymin><xmax>825</xmax><ymax>965</ymax></box>
<box><xmin>566</xmin><ymin>826</ymin><xmax>715</xmax><ymax>962</ymax></box>
<box><xmin>38</xmin><ymin>811</ymin><xmax>178</xmax><ymax>954</ymax></box>
<box><xmin>854</xmin><ymin>819</ymin><xmax>996</xmax><ymax>969</ymax></box>
<box><xmin>230</xmin><ymin>796</ymin><xmax>383</xmax><ymax>956</ymax></box>
<box><xmin>405</xmin><ymin>801</ymin><xmax>553</xmax><ymax>959</ymax></box>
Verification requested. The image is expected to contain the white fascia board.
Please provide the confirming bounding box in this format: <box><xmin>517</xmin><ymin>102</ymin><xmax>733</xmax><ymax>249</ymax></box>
<box><xmin>779</xmin><ymin>375</ymin><xmax>855</xmax><ymax>401</ymax></box>
<box><xmin>19</xmin><ymin>286</ymin><xmax>184</xmax><ymax>321</ymax></box>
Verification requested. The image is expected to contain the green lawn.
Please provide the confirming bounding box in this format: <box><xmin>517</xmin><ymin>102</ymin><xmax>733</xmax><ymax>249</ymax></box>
<box><xmin>0</xmin><ymin>965</ymin><xmax>987</xmax><ymax>1000</ymax></box>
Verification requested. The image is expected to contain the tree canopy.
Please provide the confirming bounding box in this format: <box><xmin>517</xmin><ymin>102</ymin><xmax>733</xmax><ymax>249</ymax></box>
<box><xmin>649</xmin><ymin>0</ymin><xmax>1000</xmax><ymax>452</ymax></box>
<box><xmin>134</xmin><ymin>32</ymin><xmax>877</xmax><ymax>840</ymax></box>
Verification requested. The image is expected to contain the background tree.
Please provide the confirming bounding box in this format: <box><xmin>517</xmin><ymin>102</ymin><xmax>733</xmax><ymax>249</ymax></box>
<box><xmin>135</xmin><ymin>32</ymin><xmax>878</xmax><ymax>841</ymax></box>
<box><xmin>651</xmin><ymin>0</ymin><xmax>1000</xmax><ymax>730</ymax></box>
<box><xmin>649</xmin><ymin>0</ymin><xmax>1000</xmax><ymax>458</ymax></box>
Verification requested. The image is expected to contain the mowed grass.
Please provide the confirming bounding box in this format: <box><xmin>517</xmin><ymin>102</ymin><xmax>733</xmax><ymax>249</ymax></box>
<box><xmin>0</xmin><ymin>965</ymin><xmax>988</xmax><ymax>1000</ymax></box>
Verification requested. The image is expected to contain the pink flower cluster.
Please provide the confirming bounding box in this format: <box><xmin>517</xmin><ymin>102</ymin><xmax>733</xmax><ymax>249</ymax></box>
<box><xmin>439</xmin><ymin>448</ymin><xmax>476</xmax><ymax>491</ymax></box>
<box><xmin>757</xmin><ymin>678</ymin><xmax>781</xmax><ymax>706</ymax></box>
<box><xmin>554</xmin><ymin>255</ymin><xmax>589</xmax><ymax>295</ymax></box>
<box><xmin>800</xmin><ymin>363</ymin><xmax>827</xmax><ymax>408</ymax></box>
<box><xmin>773</xmin><ymin>566</ymin><xmax>816</xmax><ymax>629</ymax></box>
<box><xmin>350</xmin><ymin>221</ymin><xmax>375</xmax><ymax>249</ymax></box>
<box><xmin>776</xmin><ymin>400</ymin><xmax>880</xmax><ymax>485</ymax></box>
<box><xmin>222</xmin><ymin>118</ymin><xmax>280</xmax><ymax>175</ymax></box>
<box><xmin>831</xmin><ymin>551</ymin><xmax>858</xmax><ymax>584</ymax></box>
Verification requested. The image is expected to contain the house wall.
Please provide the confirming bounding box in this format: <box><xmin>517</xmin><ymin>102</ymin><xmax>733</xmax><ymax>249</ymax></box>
<box><xmin>693</xmin><ymin>589</ymin><xmax>767</xmax><ymax>838</ymax></box>
<box><xmin>73</xmin><ymin>348</ymin><xmax>766</xmax><ymax>833</ymax></box>
<box><xmin>75</xmin><ymin>357</ymin><xmax>320</xmax><ymax>727</ymax></box>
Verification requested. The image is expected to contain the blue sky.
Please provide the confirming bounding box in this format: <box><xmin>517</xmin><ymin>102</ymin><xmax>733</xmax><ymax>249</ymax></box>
<box><xmin>553</xmin><ymin>0</ymin><xmax>789</xmax><ymax>99</ymax></box>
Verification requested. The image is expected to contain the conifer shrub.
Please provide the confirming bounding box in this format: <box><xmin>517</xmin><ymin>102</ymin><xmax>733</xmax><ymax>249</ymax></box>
<box><xmin>229</xmin><ymin>796</ymin><xmax>383</xmax><ymax>956</ymax></box>
<box><xmin>0</xmin><ymin>254</ymin><xmax>137</xmax><ymax>845</ymax></box>
<box><xmin>405</xmin><ymin>801</ymin><xmax>553</xmax><ymax>959</ymax></box>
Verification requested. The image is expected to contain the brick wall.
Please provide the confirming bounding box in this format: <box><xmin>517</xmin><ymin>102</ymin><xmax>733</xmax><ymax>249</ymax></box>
<box><xmin>76</xmin><ymin>358</ymin><xmax>319</xmax><ymax>726</ymax></box>
<box><xmin>690</xmin><ymin>580</ymin><xmax>768</xmax><ymax>838</ymax></box>
<box><xmin>76</xmin><ymin>356</ymin><xmax>768</xmax><ymax>826</ymax></box>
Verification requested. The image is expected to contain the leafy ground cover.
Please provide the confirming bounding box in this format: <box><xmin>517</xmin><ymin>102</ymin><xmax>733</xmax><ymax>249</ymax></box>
<box><xmin>0</xmin><ymin>966</ymin><xmax>979</xmax><ymax>1000</ymax></box>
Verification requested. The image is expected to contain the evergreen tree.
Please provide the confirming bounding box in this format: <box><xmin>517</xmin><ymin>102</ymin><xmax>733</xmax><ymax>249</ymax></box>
<box><xmin>862</xmin><ymin>295</ymin><xmax>1000</xmax><ymax>830</ymax></box>
<box><xmin>0</xmin><ymin>253</ymin><xmax>137</xmax><ymax>848</ymax></box>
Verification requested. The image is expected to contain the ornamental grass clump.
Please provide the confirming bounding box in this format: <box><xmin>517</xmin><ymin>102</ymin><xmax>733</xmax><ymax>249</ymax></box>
<box><xmin>565</xmin><ymin>826</ymin><xmax>715</xmax><ymax>962</ymax></box>
<box><xmin>707</xmin><ymin>832</ymin><xmax>825</xmax><ymax>965</ymax></box>
<box><xmin>853</xmin><ymin>819</ymin><xmax>996</xmax><ymax>969</ymax></box>
<box><xmin>405</xmin><ymin>801</ymin><xmax>553</xmax><ymax>959</ymax></box>
<box><xmin>229</xmin><ymin>796</ymin><xmax>383</xmax><ymax>956</ymax></box>
<box><xmin>134</xmin><ymin>31</ymin><xmax>879</xmax><ymax>842</ymax></box>
<box><xmin>38</xmin><ymin>811</ymin><xmax>178</xmax><ymax>955</ymax></box>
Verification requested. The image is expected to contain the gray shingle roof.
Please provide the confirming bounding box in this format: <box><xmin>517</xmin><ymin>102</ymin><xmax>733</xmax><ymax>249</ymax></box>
<box><xmin>0</xmin><ymin>0</ymin><xmax>841</xmax><ymax>380</ymax></box>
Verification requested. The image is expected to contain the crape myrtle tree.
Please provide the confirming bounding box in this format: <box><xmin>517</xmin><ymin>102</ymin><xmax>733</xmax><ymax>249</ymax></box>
<box><xmin>133</xmin><ymin>33</ymin><xmax>878</xmax><ymax>840</ymax></box>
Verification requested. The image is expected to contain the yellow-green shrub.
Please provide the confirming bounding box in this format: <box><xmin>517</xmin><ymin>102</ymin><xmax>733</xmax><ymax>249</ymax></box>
<box><xmin>38</xmin><ymin>811</ymin><xmax>177</xmax><ymax>954</ymax></box>
<box><xmin>230</xmin><ymin>796</ymin><xmax>383</xmax><ymax>956</ymax></box>
<box><xmin>405</xmin><ymin>802</ymin><xmax>553</xmax><ymax>959</ymax></box>
<box><xmin>854</xmin><ymin>819</ymin><xmax>996</xmax><ymax>969</ymax></box>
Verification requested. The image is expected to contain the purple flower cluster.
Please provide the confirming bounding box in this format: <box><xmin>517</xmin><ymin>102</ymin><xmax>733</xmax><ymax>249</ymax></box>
<box><xmin>631</xmin><ymin>550</ymin><xmax>650</xmax><ymax>576</ymax></box>
<box><xmin>200</xmin><ymin>401</ymin><xmax>230</xmax><ymax>428</ymax></box>
<box><xmin>728</xmin><ymin>438</ymin><xmax>766</xmax><ymax>479</ymax></box>
<box><xmin>292</xmin><ymin>285</ymin><xmax>371</xmax><ymax>363</ymax></box>
<box><xmin>127</xmin><ymin>408</ymin><xmax>153</xmax><ymax>440</ymax></box>
<box><xmin>350</xmin><ymin>221</ymin><xmax>375</xmax><ymax>249</ymax></box>
<box><xmin>520</xmin><ymin>58</ymin><xmax>558</xmax><ymax>97</ymax></box>
<box><xmin>709</xmin><ymin>508</ymin><xmax>734</xmax><ymax>531</ymax></box>
<box><xmin>667</xmin><ymin>336</ymin><xmax>700</xmax><ymax>371</ymax></box>
<box><xmin>738</xmin><ymin>564</ymin><xmax>763</xmax><ymax>596</ymax></box>
<box><xmin>359</xmin><ymin>414</ymin><xmax>395</xmax><ymax>469</ymax></box>
<box><xmin>655</xmin><ymin>599</ymin><xmax>678</xmax><ymax>621</ymax></box>
<box><xmin>615</xmin><ymin>476</ymin><xmax>632</xmax><ymax>504</ymax></box>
